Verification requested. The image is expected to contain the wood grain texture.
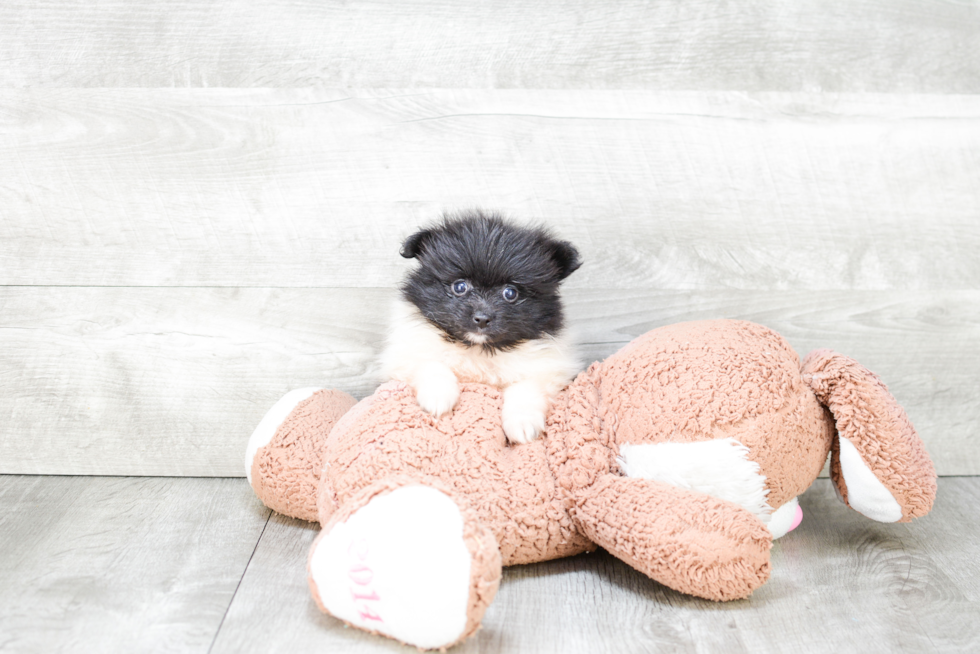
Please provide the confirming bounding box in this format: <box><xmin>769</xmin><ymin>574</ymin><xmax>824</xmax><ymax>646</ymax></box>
<box><xmin>212</xmin><ymin>478</ymin><xmax>980</xmax><ymax>653</ymax></box>
<box><xmin>0</xmin><ymin>286</ymin><xmax>387</xmax><ymax>476</ymax></box>
<box><xmin>2</xmin><ymin>90</ymin><xmax>979</xmax><ymax>290</ymax></box>
<box><xmin>2</xmin><ymin>286</ymin><xmax>976</xmax><ymax>476</ymax></box>
<box><xmin>0</xmin><ymin>475</ymin><xmax>270</xmax><ymax>654</ymax></box>
<box><xmin>2</xmin><ymin>1</ymin><xmax>979</xmax><ymax>91</ymax></box>
<box><xmin>740</xmin><ymin>479</ymin><xmax>980</xmax><ymax>654</ymax></box>
<box><xmin>208</xmin><ymin>512</ymin><xmax>335</xmax><ymax>654</ymax></box>
<box><xmin>3</xmin><ymin>4</ymin><xmax>977</xmax><ymax>479</ymax></box>
<box><xmin>0</xmin><ymin>1</ymin><xmax>976</xmax><ymax>650</ymax></box>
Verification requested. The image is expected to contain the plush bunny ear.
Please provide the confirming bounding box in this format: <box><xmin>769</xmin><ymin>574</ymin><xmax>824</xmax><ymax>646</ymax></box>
<box><xmin>802</xmin><ymin>349</ymin><xmax>937</xmax><ymax>523</ymax></box>
<box><xmin>400</xmin><ymin>228</ymin><xmax>434</xmax><ymax>259</ymax></box>
<box><xmin>547</xmin><ymin>239</ymin><xmax>582</xmax><ymax>280</ymax></box>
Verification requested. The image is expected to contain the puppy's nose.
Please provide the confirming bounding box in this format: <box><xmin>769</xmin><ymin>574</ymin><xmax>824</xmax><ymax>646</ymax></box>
<box><xmin>472</xmin><ymin>313</ymin><xmax>492</xmax><ymax>329</ymax></box>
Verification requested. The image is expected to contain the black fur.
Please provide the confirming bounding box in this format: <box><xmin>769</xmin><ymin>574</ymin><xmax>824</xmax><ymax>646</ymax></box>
<box><xmin>400</xmin><ymin>210</ymin><xmax>581</xmax><ymax>352</ymax></box>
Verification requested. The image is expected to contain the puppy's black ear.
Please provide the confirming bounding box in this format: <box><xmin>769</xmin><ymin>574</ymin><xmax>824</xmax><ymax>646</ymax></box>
<box><xmin>400</xmin><ymin>229</ymin><xmax>433</xmax><ymax>259</ymax></box>
<box><xmin>549</xmin><ymin>240</ymin><xmax>582</xmax><ymax>280</ymax></box>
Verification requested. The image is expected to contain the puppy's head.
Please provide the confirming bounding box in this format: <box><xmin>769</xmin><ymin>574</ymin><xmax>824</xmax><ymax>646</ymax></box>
<box><xmin>399</xmin><ymin>211</ymin><xmax>581</xmax><ymax>351</ymax></box>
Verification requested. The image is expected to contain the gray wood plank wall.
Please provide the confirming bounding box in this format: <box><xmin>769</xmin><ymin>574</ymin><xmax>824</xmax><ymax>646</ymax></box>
<box><xmin>2</xmin><ymin>1</ymin><xmax>978</xmax><ymax>476</ymax></box>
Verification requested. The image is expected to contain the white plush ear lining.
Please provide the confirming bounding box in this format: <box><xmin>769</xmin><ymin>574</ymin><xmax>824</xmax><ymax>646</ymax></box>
<box><xmin>837</xmin><ymin>437</ymin><xmax>903</xmax><ymax>522</ymax></box>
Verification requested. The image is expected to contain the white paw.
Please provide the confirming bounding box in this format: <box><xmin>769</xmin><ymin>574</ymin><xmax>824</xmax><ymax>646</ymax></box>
<box><xmin>308</xmin><ymin>486</ymin><xmax>473</xmax><ymax>650</ymax></box>
<box><xmin>502</xmin><ymin>411</ymin><xmax>544</xmax><ymax>443</ymax></box>
<box><xmin>502</xmin><ymin>382</ymin><xmax>548</xmax><ymax>444</ymax></box>
<box><xmin>413</xmin><ymin>362</ymin><xmax>460</xmax><ymax>417</ymax></box>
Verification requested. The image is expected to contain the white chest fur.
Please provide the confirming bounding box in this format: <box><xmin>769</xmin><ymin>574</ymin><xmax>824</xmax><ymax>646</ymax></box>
<box><xmin>380</xmin><ymin>300</ymin><xmax>580</xmax><ymax>395</ymax></box>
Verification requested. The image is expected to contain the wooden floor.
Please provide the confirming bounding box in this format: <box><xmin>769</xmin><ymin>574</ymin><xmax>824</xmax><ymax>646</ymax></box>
<box><xmin>1</xmin><ymin>475</ymin><xmax>978</xmax><ymax>654</ymax></box>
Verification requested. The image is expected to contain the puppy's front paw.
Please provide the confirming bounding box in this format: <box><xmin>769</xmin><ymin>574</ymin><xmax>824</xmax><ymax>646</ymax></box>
<box><xmin>413</xmin><ymin>362</ymin><xmax>460</xmax><ymax>417</ymax></box>
<box><xmin>502</xmin><ymin>383</ymin><xmax>548</xmax><ymax>444</ymax></box>
<box><xmin>417</xmin><ymin>380</ymin><xmax>460</xmax><ymax>417</ymax></box>
<box><xmin>502</xmin><ymin>409</ymin><xmax>545</xmax><ymax>444</ymax></box>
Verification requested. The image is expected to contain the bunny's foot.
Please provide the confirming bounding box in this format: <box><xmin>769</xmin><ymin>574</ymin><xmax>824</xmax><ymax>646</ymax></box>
<box><xmin>308</xmin><ymin>480</ymin><xmax>501</xmax><ymax>650</ymax></box>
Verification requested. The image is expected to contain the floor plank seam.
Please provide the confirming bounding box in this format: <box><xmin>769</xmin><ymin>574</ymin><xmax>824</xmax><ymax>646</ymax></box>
<box><xmin>207</xmin><ymin>507</ymin><xmax>273</xmax><ymax>654</ymax></box>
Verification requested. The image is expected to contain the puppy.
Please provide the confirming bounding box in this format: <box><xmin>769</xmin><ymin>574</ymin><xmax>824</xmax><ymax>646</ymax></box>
<box><xmin>380</xmin><ymin>211</ymin><xmax>582</xmax><ymax>443</ymax></box>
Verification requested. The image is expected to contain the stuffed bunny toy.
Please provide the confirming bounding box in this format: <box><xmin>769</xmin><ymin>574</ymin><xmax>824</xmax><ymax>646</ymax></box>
<box><xmin>246</xmin><ymin>320</ymin><xmax>936</xmax><ymax>650</ymax></box>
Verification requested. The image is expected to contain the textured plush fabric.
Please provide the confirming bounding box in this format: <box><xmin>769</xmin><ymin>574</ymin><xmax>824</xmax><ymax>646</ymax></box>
<box><xmin>248</xmin><ymin>318</ymin><xmax>937</xmax><ymax>647</ymax></box>
<box><xmin>802</xmin><ymin>349</ymin><xmax>936</xmax><ymax>521</ymax></box>
<box><xmin>587</xmin><ymin>321</ymin><xmax>836</xmax><ymax>510</ymax></box>
<box><xmin>308</xmin><ymin>476</ymin><xmax>502</xmax><ymax>649</ymax></box>
<box><xmin>573</xmin><ymin>475</ymin><xmax>773</xmax><ymax>601</ymax></box>
<box><xmin>320</xmin><ymin>381</ymin><xmax>593</xmax><ymax>565</ymax></box>
<box><xmin>251</xmin><ymin>388</ymin><xmax>358</xmax><ymax>522</ymax></box>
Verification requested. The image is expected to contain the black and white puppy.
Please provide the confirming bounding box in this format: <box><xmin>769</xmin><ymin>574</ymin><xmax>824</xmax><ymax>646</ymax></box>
<box><xmin>380</xmin><ymin>211</ymin><xmax>582</xmax><ymax>443</ymax></box>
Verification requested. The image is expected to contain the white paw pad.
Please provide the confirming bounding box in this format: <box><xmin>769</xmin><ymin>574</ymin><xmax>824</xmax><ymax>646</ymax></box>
<box><xmin>308</xmin><ymin>486</ymin><xmax>473</xmax><ymax>650</ymax></box>
<box><xmin>413</xmin><ymin>364</ymin><xmax>460</xmax><ymax>417</ymax></box>
<box><xmin>502</xmin><ymin>407</ymin><xmax>545</xmax><ymax>443</ymax></box>
<box><xmin>502</xmin><ymin>384</ymin><xmax>548</xmax><ymax>444</ymax></box>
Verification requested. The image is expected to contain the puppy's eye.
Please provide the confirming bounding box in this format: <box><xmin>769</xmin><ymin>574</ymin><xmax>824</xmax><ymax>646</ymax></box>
<box><xmin>452</xmin><ymin>280</ymin><xmax>469</xmax><ymax>296</ymax></box>
<box><xmin>502</xmin><ymin>286</ymin><xmax>518</xmax><ymax>302</ymax></box>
